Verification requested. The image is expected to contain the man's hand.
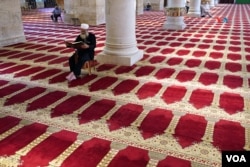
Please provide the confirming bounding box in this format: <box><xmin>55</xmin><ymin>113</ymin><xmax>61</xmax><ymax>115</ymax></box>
<box><xmin>81</xmin><ymin>43</ymin><xmax>89</xmax><ymax>49</ymax></box>
<box><xmin>64</xmin><ymin>41</ymin><xmax>71</xmax><ymax>47</ymax></box>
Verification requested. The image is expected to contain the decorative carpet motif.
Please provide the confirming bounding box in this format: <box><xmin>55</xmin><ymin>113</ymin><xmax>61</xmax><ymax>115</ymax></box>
<box><xmin>0</xmin><ymin>4</ymin><xmax>250</xmax><ymax>167</ymax></box>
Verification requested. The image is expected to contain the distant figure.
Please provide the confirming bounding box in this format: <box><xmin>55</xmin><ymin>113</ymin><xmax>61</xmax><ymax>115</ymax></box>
<box><xmin>200</xmin><ymin>5</ymin><xmax>212</xmax><ymax>18</ymax></box>
<box><xmin>217</xmin><ymin>17</ymin><xmax>228</xmax><ymax>23</ymax></box>
<box><xmin>51</xmin><ymin>6</ymin><xmax>62</xmax><ymax>22</ymax></box>
<box><xmin>146</xmin><ymin>3</ymin><xmax>152</xmax><ymax>11</ymax></box>
<box><xmin>185</xmin><ymin>0</ymin><xmax>190</xmax><ymax>14</ymax></box>
<box><xmin>223</xmin><ymin>17</ymin><xmax>228</xmax><ymax>23</ymax></box>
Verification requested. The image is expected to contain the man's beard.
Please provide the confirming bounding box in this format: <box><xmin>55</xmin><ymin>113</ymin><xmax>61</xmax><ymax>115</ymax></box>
<box><xmin>80</xmin><ymin>32</ymin><xmax>89</xmax><ymax>41</ymax></box>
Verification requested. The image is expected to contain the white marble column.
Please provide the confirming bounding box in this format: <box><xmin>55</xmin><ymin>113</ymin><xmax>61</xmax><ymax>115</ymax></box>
<box><xmin>97</xmin><ymin>0</ymin><xmax>143</xmax><ymax>66</ymax></box>
<box><xmin>187</xmin><ymin>0</ymin><xmax>201</xmax><ymax>17</ymax></box>
<box><xmin>0</xmin><ymin>0</ymin><xmax>26</xmax><ymax>47</ymax></box>
<box><xmin>210</xmin><ymin>0</ymin><xmax>215</xmax><ymax>8</ymax></box>
<box><xmin>163</xmin><ymin>0</ymin><xmax>186</xmax><ymax>30</ymax></box>
<box><xmin>214</xmin><ymin>0</ymin><xmax>219</xmax><ymax>5</ymax></box>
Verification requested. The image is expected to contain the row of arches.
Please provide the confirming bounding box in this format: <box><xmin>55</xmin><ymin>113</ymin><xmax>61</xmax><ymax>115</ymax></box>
<box><xmin>21</xmin><ymin>0</ymin><xmax>236</xmax><ymax>11</ymax></box>
<box><xmin>21</xmin><ymin>0</ymin><xmax>57</xmax><ymax>9</ymax></box>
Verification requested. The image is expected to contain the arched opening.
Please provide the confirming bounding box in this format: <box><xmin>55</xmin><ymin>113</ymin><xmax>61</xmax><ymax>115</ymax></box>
<box><xmin>164</xmin><ymin>0</ymin><xmax>167</xmax><ymax>7</ymax></box>
<box><xmin>44</xmin><ymin>0</ymin><xmax>57</xmax><ymax>8</ymax></box>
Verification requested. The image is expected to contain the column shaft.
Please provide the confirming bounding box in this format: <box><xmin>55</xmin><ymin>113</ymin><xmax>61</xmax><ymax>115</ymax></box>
<box><xmin>163</xmin><ymin>0</ymin><xmax>186</xmax><ymax>30</ymax></box>
<box><xmin>97</xmin><ymin>0</ymin><xmax>143</xmax><ymax>66</ymax></box>
<box><xmin>0</xmin><ymin>0</ymin><xmax>26</xmax><ymax>47</ymax></box>
<box><xmin>210</xmin><ymin>0</ymin><xmax>215</xmax><ymax>8</ymax></box>
<box><xmin>187</xmin><ymin>0</ymin><xmax>201</xmax><ymax>17</ymax></box>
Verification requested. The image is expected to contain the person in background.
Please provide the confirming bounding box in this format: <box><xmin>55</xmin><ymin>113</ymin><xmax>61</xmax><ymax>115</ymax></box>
<box><xmin>146</xmin><ymin>3</ymin><xmax>152</xmax><ymax>11</ymax></box>
<box><xmin>200</xmin><ymin>5</ymin><xmax>212</xmax><ymax>18</ymax></box>
<box><xmin>51</xmin><ymin>6</ymin><xmax>62</xmax><ymax>22</ymax></box>
<box><xmin>185</xmin><ymin>0</ymin><xmax>190</xmax><ymax>14</ymax></box>
<box><xmin>65</xmin><ymin>23</ymin><xmax>96</xmax><ymax>81</ymax></box>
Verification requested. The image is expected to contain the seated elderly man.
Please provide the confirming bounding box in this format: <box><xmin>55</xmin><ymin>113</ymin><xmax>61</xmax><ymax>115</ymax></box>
<box><xmin>65</xmin><ymin>23</ymin><xmax>96</xmax><ymax>81</ymax></box>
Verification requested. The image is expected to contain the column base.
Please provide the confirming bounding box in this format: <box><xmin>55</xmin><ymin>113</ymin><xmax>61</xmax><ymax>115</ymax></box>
<box><xmin>163</xmin><ymin>17</ymin><xmax>186</xmax><ymax>30</ymax></box>
<box><xmin>64</xmin><ymin>14</ymin><xmax>80</xmax><ymax>25</ymax></box>
<box><xmin>97</xmin><ymin>49</ymin><xmax>143</xmax><ymax>66</ymax></box>
<box><xmin>0</xmin><ymin>35</ymin><xmax>26</xmax><ymax>47</ymax></box>
<box><xmin>163</xmin><ymin>23</ymin><xmax>186</xmax><ymax>30</ymax></box>
<box><xmin>187</xmin><ymin>13</ymin><xmax>201</xmax><ymax>17</ymax></box>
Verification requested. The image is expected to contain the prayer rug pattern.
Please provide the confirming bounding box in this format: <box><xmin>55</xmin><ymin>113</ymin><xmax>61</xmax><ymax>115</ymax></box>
<box><xmin>0</xmin><ymin>4</ymin><xmax>250</xmax><ymax>167</ymax></box>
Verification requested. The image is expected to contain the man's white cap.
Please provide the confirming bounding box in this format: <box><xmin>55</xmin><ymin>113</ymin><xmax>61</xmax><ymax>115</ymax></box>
<box><xmin>80</xmin><ymin>23</ymin><xmax>89</xmax><ymax>29</ymax></box>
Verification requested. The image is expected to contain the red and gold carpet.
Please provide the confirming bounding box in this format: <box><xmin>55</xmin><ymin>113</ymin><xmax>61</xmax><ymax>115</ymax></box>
<box><xmin>0</xmin><ymin>4</ymin><xmax>250</xmax><ymax>167</ymax></box>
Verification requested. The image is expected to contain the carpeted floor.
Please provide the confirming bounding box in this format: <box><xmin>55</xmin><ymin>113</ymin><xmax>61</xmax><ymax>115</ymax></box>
<box><xmin>0</xmin><ymin>4</ymin><xmax>249</xmax><ymax>167</ymax></box>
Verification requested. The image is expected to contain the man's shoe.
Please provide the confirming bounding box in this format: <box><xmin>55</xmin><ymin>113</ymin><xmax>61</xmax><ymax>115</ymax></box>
<box><xmin>66</xmin><ymin>72</ymin><xmax>76</xmax><ymax>81</ymax></box>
